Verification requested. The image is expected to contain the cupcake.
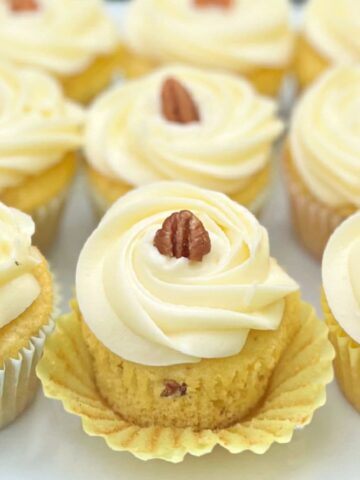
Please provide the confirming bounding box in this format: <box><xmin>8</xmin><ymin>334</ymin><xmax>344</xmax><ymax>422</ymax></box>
<box><xmin>38</xmin><ymin>182</ymin><xmax>335</xmax><ymax>461</ymax></box>
<box><xmin>0</xmin><ymin>201</ymin><xmax>54</xmax><ymax>429</ymax></box>
<box><xmin>0</xmin><ymin>61</ymin><xmax>84</xmax><ymax>251</ymax></box>
<box><xmin>84</xmin><ymin>65</ymin><xmax>283</xmax><ymax>217</ymax></box>
<box><xmin>119</xmin><ymin>0</ymin><xmax>295</xmax><ymax>97</ymax></box>
<box><xmin>0</xmin><ymin>0</ymin><xmax>121</xmax><ymax>104</ymax></box>
<box><xmin>283</xmin><ymin>65</ymin><xmax>360</xmax><ymax>260</ymax></box>
<box><xmin>322</xmin><ymin>211</ymin><xmax>360</xmax><ymax>412</ymax></box>
<box><xmin>296</xmin><ymin>0</ymin><xmax>360</xmax><ymax>89</ymax></box>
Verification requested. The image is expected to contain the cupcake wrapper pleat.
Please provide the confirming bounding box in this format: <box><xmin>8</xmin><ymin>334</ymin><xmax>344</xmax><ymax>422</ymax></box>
<box><xmin>31</xmin><ymin>188</ymin><xmax>70</xmax><ymax>251</ymax></box>
<box><xmin>322</xmin><ymin>292</ymin><xmax>360</xmax><ymax>412</ymax></box>
<box><xmin>283</xmin><ymin>152</ymin><xmax>348</xmax><ymax>260</ymax></box>
<box><xmin>37</xmin><ymin>300</ymin><xmax>334</xmax><ymax>463</ymax></box>
<box><xmin>0</xmin><ymin>279</ymin><xmax>61</xmax><ymax>430</ymax></box>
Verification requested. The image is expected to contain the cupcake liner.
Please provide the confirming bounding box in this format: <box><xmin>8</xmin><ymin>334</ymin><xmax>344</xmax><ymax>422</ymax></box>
<box><xmin>283</xmin><ymin>151</ymin><xmax>349</xmax><ymax>260</ymax></box>
<box><xmin>322</xmin><ymin>292</ymin><xmax>360</xmax><ymax>412</ymax></box>
<box><xmin>37</xmin><ymin>300</ymin><xmax>334</xmax><ymax>463</ymax></box>
<box><xmin>0</xmin><ymin>277</ymin><xmax>61</xmax><ymax>430</ymax></box>
<box><xmin>31</xmin><ymin>187</ymin><xmax>70</xmax><ymax>252</ymax></box>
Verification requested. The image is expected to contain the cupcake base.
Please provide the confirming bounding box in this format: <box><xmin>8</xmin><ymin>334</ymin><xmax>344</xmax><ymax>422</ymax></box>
<box><xmin>85</xmin><ymin>162</ymin><xmax>271</xmax><ymax>219</ymax></box>
<box><xmin>60</xmin><ymin>47</ymin><xmax>124</xmax><ymax>104</ymax></box>
<box><xmin>0</xmin><ymin>153</ymin><xmax>77</xmax><ymax>251</ymax></box>
<box><xmin>322</xmin><ymin>291</ymin><xmax>360</xmax><ymax>413</ymax></box>
<box><xmin>117</xmin><ymin>45</ymin><xmax>289</xmax><ymax>97</ymax></box>
<box><xmin>283</xmin><ymin>147</ymin><xmax>354</xmax><ymax>260</ymax></box>
<box><xmin>295</xmin><ymin>36</ymin><xmax>329</xmax><ymax>90</ymax></box>
<box><xmin>37</xmin><ymin>300</ymin><xmax>334</xmax><ymax>462</ymax></box>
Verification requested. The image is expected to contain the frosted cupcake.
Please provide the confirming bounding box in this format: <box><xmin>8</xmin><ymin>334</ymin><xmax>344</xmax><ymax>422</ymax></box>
<box><xmin>84</xmin><ymin>65</ymin><xmax>283</xmax><ymax>217</ymax></box>
<box><xmin>0</xmin><ymin>0</ymin><xmax>121</xmax><ymax>104</ymax></box>
<box><xmin>296</xmin><ymin>0</ymin><xmax>360</xmax><ymax>89</ymax></box>
<box><xmin>0</xmin><ymin>201</ymin><xmax>54</xmax><ymax>429</ymax></box>
<box><xmin>120</xmin><ymin>0</ymin><xmax>295</xmax><ymax>97</ymax></box>
<box><xmin>283</xmin><ymin>66</ymin><xmax>360</xmax><ymax>259</ymax></box>
<box><xmin>322</xmin><ymin>211</ymin><xmax>360</xmax><ymax>412</ymax></box>
<box><xmin>37</xmin><ymin>181</ymin><xmax>334</xmax><ymax>461</ymax></box>
<box><xmin>0</xmin><ymin>61</ymin><xmax>84</xmax><ymax>251</ymax></box>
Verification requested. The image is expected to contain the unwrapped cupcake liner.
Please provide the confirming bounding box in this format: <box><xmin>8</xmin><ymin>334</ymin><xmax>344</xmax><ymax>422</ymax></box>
<box><xmin>37</xmin><ymin>300</ymin><xmax>334</xmax><ymax>463</ymax></box>
<box><xmin>31</xmin><ymin>187</ymin><xmax>70</xmax><ymax>252</ymax></box>
<box><xmin>322</xmin><ymin>292</ymin><xmax>360</xmax><ymax>412</ymax></box>
<box><xmin>0</xmin><ymin>278</ymin><xmax>61</xmax><ymax>430</ymax></box>
<box><xmin>283</xmin><ymin>152</ymin><xmax>348</xmax><ymax>260</ymax></box>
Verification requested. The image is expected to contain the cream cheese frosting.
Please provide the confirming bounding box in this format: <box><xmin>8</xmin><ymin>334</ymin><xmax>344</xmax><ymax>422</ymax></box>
<box><xmin>0</xmin><ymin>201</ymin><xmax>41</xmax><ymax>329</ymax></box>
<box><xmin>0</xmin><ymin>0</ymin><xmax>119</xmax><ymax>76</ymax></box>
<box><xmin>0</xmin><ymin>61</ymin><xmax>84</xmax><ymax>192</ymax></box>
<box><xmin>85</xmin><ymin>65</ymin><xmax>283</xmax><ymax>195</ymax></box>
<box><xmin>290</xmin><ymin>65</ymin><xmax>360</xmax><ymax>208</ymax></box>
<box><xmin>76</xmin><ymin>181</ymin><xmax>298</xmax><ymax>366</ymax></box>
<box><xmin>323</xmin><ymin>211</ymin><xmax>360</xmax><ymax>343</ymax></box>
<box><xmin>124</xmin><ymin>0</ymin><xmax>294</xmax><ymax>73</ymax></box>
<box><xmin>304</xmin><ymin>0</ymin><xmax>360</xmax><ymax>63</ymax></box>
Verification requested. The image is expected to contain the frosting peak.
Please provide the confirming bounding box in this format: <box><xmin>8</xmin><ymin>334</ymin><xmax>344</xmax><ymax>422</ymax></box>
<box><xmin>76</xmin><ymin>182</ymin><xmax>298</xmax><ymax>366</ymax></box>
<box><xmin>305</xmin><ymin>0</ymin><xmax>360</xmax><ymax>63</ymax></box>
<box><xmin>323</xmin><ymin>211</ymin><xmax>360</xmax><ymax>343</ymax></box>
<box><xmin>0</xmin><ymin>61</ymin><xmax>84</xmax><ymax>192</ymax></box>
<box><xmin>0</xmin><ymin>0</ymin><xmax>119</xmax><ymax>75</ymax></box>
<box><xmin>0</xmin><ymin>202</ymin><xmax>40</xmax><ymax>329</ymax></box>
<box><xmin>290</xmin><ymin>65</ymin><xmax>360</xmax><ymax>208</ymax></box>
<box><xmin>85</xmin><ymin>65</ymin><xmax>283</xmax><ymax>196</ymax></box>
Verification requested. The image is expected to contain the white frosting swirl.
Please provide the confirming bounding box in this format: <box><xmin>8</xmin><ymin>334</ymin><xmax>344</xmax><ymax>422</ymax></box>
<box><xmin>124</xmin><ymin>0</ymin><xmax>294</xmax><ymax>72</ymax></box>
<box><xmin>85</xmin><ymin>65</ymin><xmax>283</xmax><ymax>195</ymax></box>
<box><xmin>0</xmin><ymin>201</ymin><xmax>41</xmax><ymax>329</ymax></box>
<box><xmin>290</xmin><ymin>66</ymin><xmax>360</xmax><ymax>208</ymax></box>
<box><xmin>0</xmin><ymin>61</ymin><xmax>84</xmax><ymax>192</ymax></box>
<box><xmin>304</xmin><ymin>0</ymin><xmax>360</xmax><ymax>63</ymax></box>
<box><xmin>323</xmin><ymin>211</ymin><xmax>360</xmax><ymax>343</ymax></box>
<box><xmin>0</xmin><ymin>0</ymin><xmax>119</xmax><ymax>76</ymax></box>
<box><xmin>76</xmin><ymin>182</ymin><xmax>298</xmax><ymax>366</ymax></box>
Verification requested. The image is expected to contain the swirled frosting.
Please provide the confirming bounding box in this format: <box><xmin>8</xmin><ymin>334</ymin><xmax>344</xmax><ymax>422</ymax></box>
<box><xmin>124</xmin><ymin>0</ymin><xmax>294</xmax><ymax>72</ymax></box>
<box><xmin>323</xmin><ymin>211</ymin><xmax>360</xmax><ymax>343</ymax></box>
<box><xmin>0</xmin><ymin>201</ymin><xmax>41</xmax><ymax>329</ymax></box>
<box><xmin>0</xmin><ymin>0</ymin><xmax>119</xmax><ymax>76</ymax></box>
<box><xmin>290</xmin><ymin>66</ymin><xmax>360</xmax><ymax>208</ymax></box>
<box><xmin>304</xmin><ymin>0</ymin><xmax>360</xmax><ymax>63</ymax></box>
<box><xmin>76</xmin><ymin>182</ymin><xmax>298</xmax><ymax>366</ymax></box>
<box><xmin>85</xmin><ymin>65</ymin><xmax>283</xmax><ymax>195</ymax></box>
<box><xmin>0</xmin><ymin>61</ymin><xmax>84</xmax><ymax>192</ymax></box>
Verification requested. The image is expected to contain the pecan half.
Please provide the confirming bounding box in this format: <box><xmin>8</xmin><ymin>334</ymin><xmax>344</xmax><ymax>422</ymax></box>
<box><xmin>161</xmin><ymin>380</ymin><xmax>187</xmax><ymax>398</ymax></box>
<box><xmin>194</xmin><ymin>0</ymin><xmax>233</xmax><ymax>8</ymax></box>
<box><xmin>154</xmin><ymin>210</ymin><xmax>211</xmax><ymax>262</ymax></box>
<box><xmin>9</xmin><ymin>0</ymin><xmax>39</xmax><ymax>11</ymax></box>
<box><xmin>161</xmin><ymin>77</ymin><xmax>200</xmax><ymax>124</ymax></box>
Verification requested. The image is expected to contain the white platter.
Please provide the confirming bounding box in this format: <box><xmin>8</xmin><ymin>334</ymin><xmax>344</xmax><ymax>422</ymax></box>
<box><xmin>1</xmin><ymin>3</ymin><xmax>360</xmax><ymax>479</ymax></box>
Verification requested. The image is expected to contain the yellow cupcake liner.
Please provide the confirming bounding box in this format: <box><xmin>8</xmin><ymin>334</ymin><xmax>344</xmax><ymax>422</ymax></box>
<box><xmin>37</xmin><ymin>300</ymin><xmax>334</xmax><ymax>462</ymax></box>
<box><xmin>0</xmin><ymin>278</ymin><xmax>61</xmax><ymax>430</ymax></box>
<box><xmin>322</xmin><ymin>291</ymin><xmax>360</xmax><ymax>412</ymax></box>
<box><xmin>283</xmin><ymin>148</ymin><xmax>352</xmax><ymax>260</ymax></box>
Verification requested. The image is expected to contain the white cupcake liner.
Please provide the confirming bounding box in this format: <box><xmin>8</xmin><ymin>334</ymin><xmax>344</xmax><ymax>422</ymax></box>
<box><xmin>31</xmin><ymin>187</ymin><xmax>70</xmax><ymax>251</ymax></box>
<box><xmin>0</xmin><ymin>277</ymin><xmax>61</xmax><ymax>430</ymax></box>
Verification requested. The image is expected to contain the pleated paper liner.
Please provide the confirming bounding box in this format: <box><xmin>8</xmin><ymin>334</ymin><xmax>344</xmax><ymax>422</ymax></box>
<box><xmin>31</xmin><ymin>187</ymin><xmax>71</xmax><ymax>252</ymax></box>
<box><xmin>0</xmin><ymin>277</ymin><xmax>61</xmax><ymax>430</ymax></box>
<box><xmin>322</xmin><ymin>291</ymin><xmax>360</xmax><ymax>413</ymax></box>
<box><xmin>37</xmin><ymin>300</ymin><xmax>334</xmax><ymax>463</ymax></box>
<box><xmin>283</xmin><ymin>147</ymin><xmax>353</xmax><ymax>260</ymax></box>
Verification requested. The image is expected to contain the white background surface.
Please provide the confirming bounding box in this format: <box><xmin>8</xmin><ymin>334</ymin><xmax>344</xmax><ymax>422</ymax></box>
<box><xmin>1</xmin><ymin>3</ymin><xmax>360</xmax><ymax>479</ymax></box>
